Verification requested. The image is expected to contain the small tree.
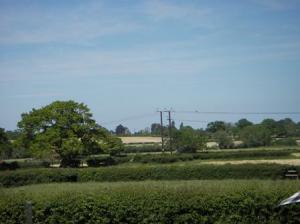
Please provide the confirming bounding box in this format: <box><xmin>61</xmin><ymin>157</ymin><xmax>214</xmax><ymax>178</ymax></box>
<box><xmin>213</xmin><ymin>131</ymin><xmax>234</xmax><ymax>149</ymax></box>
<box><xmin>240</xmin><ymin>125</ymin><xmax>271</xmax><ymax>147</ymax></box>
<box><xmin>173</xmin><ymin>127</ymin><xmax>206</xmax><ymax>153</ymax></box>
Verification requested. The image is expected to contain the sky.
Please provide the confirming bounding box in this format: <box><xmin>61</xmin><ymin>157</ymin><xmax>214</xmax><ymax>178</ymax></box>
<box><xmin>0</xmin><ymin>0</ymin><xmax>300</xmax><ymax>132</ymax></box>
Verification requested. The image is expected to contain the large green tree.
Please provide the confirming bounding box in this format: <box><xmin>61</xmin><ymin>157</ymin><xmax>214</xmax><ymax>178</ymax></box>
<box><xmin>17</xmin><ymin>100</ymin><xmax>109</xmax><ymax>166</ymax></box>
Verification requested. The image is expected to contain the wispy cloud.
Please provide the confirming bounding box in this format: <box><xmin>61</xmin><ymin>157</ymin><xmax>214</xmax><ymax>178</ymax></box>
<box><xmin>0</xmin><ymin>1</ymin><xmax>140</xmax><ymax>45</ymax></box>
<box><xmin>142</xmin><ymin>0</ymin><xmax>214</xmax><ymax>28</ymax></box>
<box><xmin>253</xmin><ymin>0</ymin><xmax>298</xmax><ymax>11</ymax></box>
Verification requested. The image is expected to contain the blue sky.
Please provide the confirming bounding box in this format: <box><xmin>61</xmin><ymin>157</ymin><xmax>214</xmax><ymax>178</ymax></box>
<box><xmin>0</xmin><ymin>0</ymin><xmax>300</xmax><ymax>132</ymax></box>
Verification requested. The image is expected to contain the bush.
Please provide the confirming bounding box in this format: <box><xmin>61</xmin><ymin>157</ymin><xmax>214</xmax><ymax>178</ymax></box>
<box><xmin>132</xmin><ymin>153</ymin><xmax>195</xmax><ymax>163</ymax></box>
<box><xmin>18</xmin><ymin>160</ymin><xmax>50</xmax><ymax>169</ymax></box>
<box><xmin>86</xmin><ymin>156</ymin><xmax>115</xmax><ymax>167</ymax></box>
<box><xmin>272</xmin><ymin>138</ymin><xmax>297</xmax><ymax>146</ymax></box>
<box><xmin>130</xmin><ymin>149</ymin><xmax>295</xmax><ymax>164</ymax></box>
<box><xmin>124</xmin><ymin>145</ymin><xmax>163</xmax><ymax>153</ymax></box>
<box><xmin>1</xmin><ymin>180</ymin><xmax>300</xmax><ymax>223</ymax></box>
<box><xmin>176</xmin><ymin>146</ymin><xmax>197</xmax><ymax>153</ymax></box>
<box><xmin>60</xmin><ymin>158</ymin><xmax>81</xmax><ymax>168</ymax></box>
<box><xmin>0</xmin><ymin>161</ymin><xmax>19</xmax><ymax>170</ymax></box>
<box><xmin>0</xmin><ymin>164</ymin><xmax>299</xmax><ymax>187</ymax></box>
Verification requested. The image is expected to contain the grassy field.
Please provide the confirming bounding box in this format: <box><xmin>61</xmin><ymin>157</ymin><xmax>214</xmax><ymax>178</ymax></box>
<box><xmin>1</xmin><ymin>180</ymin><xmax>300</xmax><ymax>223</ymax></box>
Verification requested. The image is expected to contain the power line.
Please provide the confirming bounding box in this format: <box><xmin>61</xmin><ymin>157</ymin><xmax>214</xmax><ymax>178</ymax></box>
<box><xmin>174</xmin><ymin>110</ymin><xmax>300</xmax><ymax>115</ymax></box>
<box><xmin>177</xmin><ymin>119</ymin><xmax>209</xmax><ymax>123</ymax></box>
<box><xmin>100</xmin><ymin>113</ymin><xmax>156</xmax><ymax>125</ymax></box>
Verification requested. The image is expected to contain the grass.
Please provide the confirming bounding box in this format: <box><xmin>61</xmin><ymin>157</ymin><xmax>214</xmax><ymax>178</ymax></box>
<box><xmin>1</xmin><ymin>179</ymin><xmax>300</xmax><ymax>198</ymax></box>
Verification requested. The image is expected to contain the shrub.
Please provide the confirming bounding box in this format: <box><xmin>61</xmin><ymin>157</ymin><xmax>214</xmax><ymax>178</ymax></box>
<box><xmin>272</xmin><ymin>138</ymin><xmax>297</xmax><ymax>146</ymax></box>
<box><xmin>124</xmin><ymin>145</ymin><xmax>163</xmax><ymax>153</ymax></box>
<box><xmin>1</xmin><ymin>181</ymin><xmax>300</xmax><ymax>223</ymax></box>
<box><xmin>0</xmin><ymin>161</ymin><xmax>19</xmax><ymax>170</ymax></box>
<box><xmin>131</xmin><ymin>153</ymin><xmax>191</xmax><ymax>163</ymax></box>
<box><xmin>60</xmin><ymin>158</ymin><xmax>81</xmax><ymax>168</ymax></box>
<box><xmin>86</xmin><ymin>156</ymin><xmax>115</xmax><ymax>167</ymax></box>
<box><xmin>0</xmin><ymin>164</ymin><xmax>299</xmax><ymax>187</ymax></box>
<box><xmin>176</xmin><ymin>146</ymin><xmax>197</xmax><ymax>153</ymax></box>
<box><xmin>130</xmin><ymin>149</ymin><xmax>295</xmax><ymax>164</ymax></box>
<box><xmin>18</xmin><ymin>160</ymin><xmax>50</xmax><ymax>169</ymax></box>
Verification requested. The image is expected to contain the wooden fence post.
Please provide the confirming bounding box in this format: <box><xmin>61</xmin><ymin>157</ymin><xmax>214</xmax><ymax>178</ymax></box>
<box><xmin>25</xmin><ymin>201</ymin><xmax>32</xmax><ymax>224</ymax></box>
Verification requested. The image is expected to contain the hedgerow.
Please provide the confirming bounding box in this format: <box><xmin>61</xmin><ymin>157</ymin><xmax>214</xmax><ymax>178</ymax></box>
<box><xmin>131</xmin><ymin>149</ymin><xmax>296</xmax><ymax>164</ymax></box>
<box><xmin>0</xmin><ymin>163</ymin><xmax>298</xmax><ymax>187</ymax></box>
<box><xmin>0</xmin><ymin>180</ymin><xmax>300</xmax><ymax>223</ymax></box>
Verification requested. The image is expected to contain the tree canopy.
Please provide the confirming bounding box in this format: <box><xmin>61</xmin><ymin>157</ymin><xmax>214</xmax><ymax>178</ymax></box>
<box><xmin>0</xmin><ymin>128</ymin><xmax>13</xmax><ymax>159</ymax></box>
<box><xmin>17</xmin><ymin>100</ymin><xmax>111</xmax><ymax>165</ymax></box>
<box><xmin>173</xmin><ymin>126</ymin><xmax>206</xmax><ymax>153</ymax></box>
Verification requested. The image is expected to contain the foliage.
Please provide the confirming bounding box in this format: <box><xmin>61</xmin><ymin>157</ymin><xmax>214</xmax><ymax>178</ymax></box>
<box><xmin>1</xmin><ymin>180</ymin><xmax>300</xmax><ymax>223</ymax></box>
<box><xmin>173</xmin><ymin>126</ymin><xmax>206</xmax><ymax>153</ymax></box>
<box><xmin>0</xmin><ymin>128</ymin><xmax>13</xmax><ymax>159</ymax></box>
<box><xmin>272</xmin><ymin>138</ymin><xmax>297</xmax><ymax>146</ymax></box>
<box><xmin>16</xmin><ymin>100</ymin><xmax>109</xmax><ymax>164</ymax></box>
<box><xmin>103</xmin><ymin>136</ymin><xmax>124</xmax><ymax>156</ymax></box>
<box><xmin>124</xmin><ymin>144</ymin><xmax>163</xmax><ymax>153</ymax></box>
<box><xmin>206</xmin><ymin>121</ymin><xmax>227</xmax><ymax>133</ymax></box>
<box><xmin>236</xmin><ymin>118</ymin><xmax>253</xmax><ymax>129</ymax></box>
<box><xmin>150</xmin><ymin>123</ymin><xmax>161</xmax><ymax>135</ymax></box>
<box><xmin>0</xmin><ymin>161</ymin><xmax>19</xmax><ymax>171</ymax></box>
<box><xmin>86</xmin><ymin>156</ymin><xmax>115</xmax><ymax>167</ymax></box>
<box><xmin>131</xmin><ymin>149</ymin><xmax>295</xmax><ymax>164</ymax></box>
<box><xmin>1</xmin><ymin>163</ymin><xmax>299</xmax><ymax>187</ymax></box>
<box><xmin>240</xmin><ymin>125</ymin><xmax>272</xmax><ymax>147</ymax></box>
<box><xmin>213</xmin><ymin>130</ymin><xmax>234</xmax><ymax>149</ymax></box>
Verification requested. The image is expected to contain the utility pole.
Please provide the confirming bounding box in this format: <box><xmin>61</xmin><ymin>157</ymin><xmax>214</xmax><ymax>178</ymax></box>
<box><xmin>159</xmin><ymin>111</ymin><xmax>164</xmax><ymax>152</ymax></box>
<box><xmin>166</xmin><ymin>110</ymin><xmax>173</xmax><ymax>154</ymax></box>
<box><xmin>158</xmin><ymin>109</ymin><xmax>173</xmax><ymax>153</ymax></box>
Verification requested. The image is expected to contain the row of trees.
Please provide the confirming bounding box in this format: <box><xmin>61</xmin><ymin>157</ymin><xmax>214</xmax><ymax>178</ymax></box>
<box><xmin>120</xmin><ymin>118</ymin><xmax>300</xmax><ymax>150</ymax></box>
<box><xmin>1</xmin><ymin>100</ymin><xmax>300</xmax><ymax>163</ymax></box>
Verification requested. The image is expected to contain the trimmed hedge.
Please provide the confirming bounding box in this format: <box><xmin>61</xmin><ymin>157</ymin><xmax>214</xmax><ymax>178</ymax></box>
<box><xmin>132</xmin><ymin>149</ymin><xmax>296</xmax><ymax>164</ymax></box>
<box><xmin>0</xmin><ymin>164</ymin><xmax>299</xmax><ymax>187</ymax></box>
<box><xmin>1</xmin><ymin>180</ymin><xmax>300</xmax><ymax>223</ymax></box>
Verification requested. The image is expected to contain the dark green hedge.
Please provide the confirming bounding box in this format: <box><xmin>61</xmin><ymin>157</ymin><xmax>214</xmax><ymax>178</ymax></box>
<box><xmin>1</xmin><ymin>181</ymin><xmax>300</xmax><ymax>223</ymax></box>
<box><xmin>1</xmin><ymin>164</ymin><xmax>298</xmax><ymax>187</ymax></box>
<box><xmin>124</xmin><ymin>145</ymin><xmax>163</xmax><ymax>153</ymax></box>
<box><xmin>0</xmin><ymin>161</ymin><xmax>19</xmax><ymax>170</ymax></box>
<box><xmin>132</xmin><ymin>149</ymin><xmax>296</xmax><ymax>164</ymax></box>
